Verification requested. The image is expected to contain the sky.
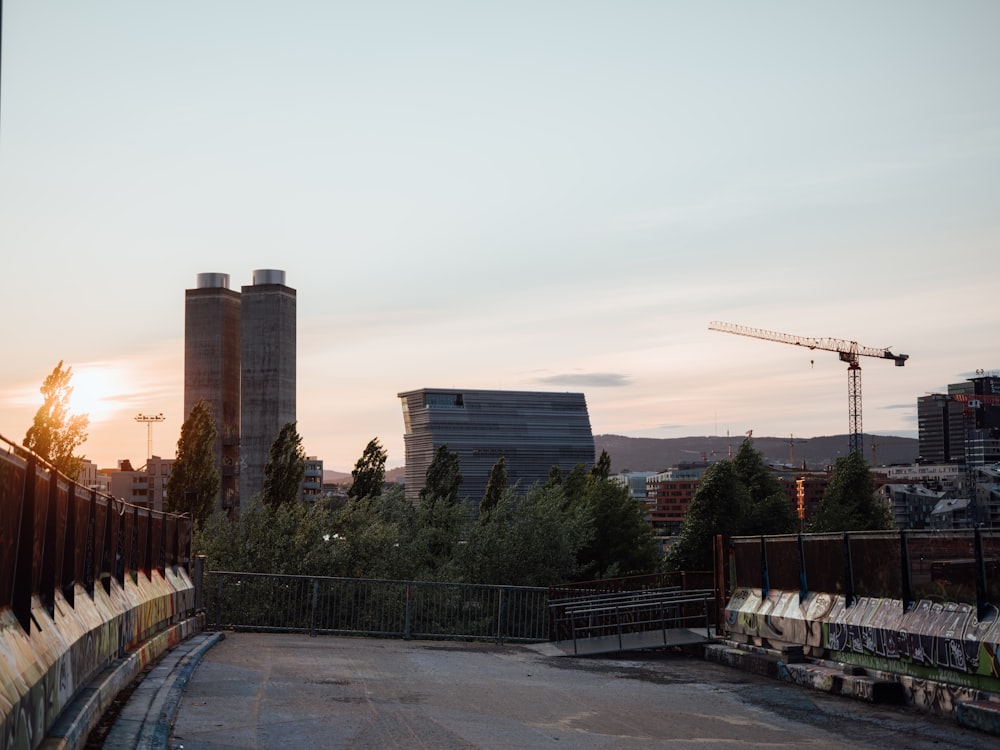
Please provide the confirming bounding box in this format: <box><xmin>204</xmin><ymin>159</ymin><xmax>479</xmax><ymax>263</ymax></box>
<box><xmin>1</xmin><ymin>1</ymin><xmax>998</xmax><ymax>472</ymax></box>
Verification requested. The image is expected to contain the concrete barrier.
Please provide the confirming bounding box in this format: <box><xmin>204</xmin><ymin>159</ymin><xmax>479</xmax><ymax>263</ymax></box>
<box><xmin>724</xmin><ymin>586</ymin><xmax>1000</xmax><ymax>716</ymax></box>
<box><xmin>0</xmin><ymin>567</ymin><xmax>197</xmax><ymax>750</ymax></box>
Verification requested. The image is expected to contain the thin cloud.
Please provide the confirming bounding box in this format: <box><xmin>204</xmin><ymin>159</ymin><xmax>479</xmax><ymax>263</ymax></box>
<box><xmin>538</xmin><ymin>373</ymin><xmax>632</xmax><ymax>388</ymax></box>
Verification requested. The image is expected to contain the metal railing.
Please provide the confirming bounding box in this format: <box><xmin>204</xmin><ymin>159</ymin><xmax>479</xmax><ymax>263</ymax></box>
<box><xmin>549</xmin><ymin>587</ymin><xmax>716</xmax><ymax>654</ymax></box>
<box><xmin>732</xmin><ymin>529</ymin><xmax>1000</xmax><ymax>619</ymax></box>
<box><xmin>0</xmin><ymin>433</ymin><xmax>192</xmax><ymax>635</ymax></box>
<box><xmin>203</xmin><ymin>570</ymin><xmax>550</xmax><ymax>643</ymax></box>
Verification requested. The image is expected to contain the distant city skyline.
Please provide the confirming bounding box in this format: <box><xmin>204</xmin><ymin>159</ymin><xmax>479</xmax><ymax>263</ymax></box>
<box><xmin>1</xmin><ymin>3</ymin><xmax>998</xmax><ymax>471</ymax></box>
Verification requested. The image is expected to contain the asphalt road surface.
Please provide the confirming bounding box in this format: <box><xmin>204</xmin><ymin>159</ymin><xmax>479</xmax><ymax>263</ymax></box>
<box><xmin>168</xmin><ymin>633</ymin><xmax>1000</xmax><ymax>749</ymax></box>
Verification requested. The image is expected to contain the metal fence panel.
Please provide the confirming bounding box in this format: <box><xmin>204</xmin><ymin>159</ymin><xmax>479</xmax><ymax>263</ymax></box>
<box><xmin>203</xmin><ymin>571</ymin><xmax>550</xmax><ymax>643</ymax></box>
<box><xmin>906</xmin><ymin>530</ymin><xmax>977</xmax><ymax>604</ymax></box>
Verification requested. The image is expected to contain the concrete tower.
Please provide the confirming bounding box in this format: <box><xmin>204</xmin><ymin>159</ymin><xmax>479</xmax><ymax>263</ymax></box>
<box><xmin>239</xmin><ymin>269</ymin><xmax>297</xmax><ymax>505</ymax></box>
<box><xmin>184</xmin><ymin>273</ymin><xmax>242</xmax><ymax>513</ymax></box>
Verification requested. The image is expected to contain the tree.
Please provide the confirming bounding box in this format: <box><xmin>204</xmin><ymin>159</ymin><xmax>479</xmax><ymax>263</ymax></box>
<box><xmin>574</xmin><ymin>478</ymin><xmax>658</xmax><ymax>580</ymax></box>
<box><xmin>412</xmin><ymin>491</ymin><xmax>467</xmax><ymax>580</ymax></box>
<box><xmin>732</xmin><ymin>438</ymin><xmax>797</xmax><ymax>535</ymax></box>
<box><xmin>810</xmin><ymin>451</ymin><xmax>894</xmax><ymax>532</ymax></box>
<box><xmin>23</xmin><ymin>361</ymin><xmax>89</xmax><ymax>478</ymax></box>
<box><xmin>456</xmin><ymin>484</ymin><xmax>584</xmax><ymax>586</ymax></box>
<box><xmin>560</xmin><ymin>464</ymin><xmax>591</xmax><ymax>510</ymax></box>
<box><xmin>262</xmin><ymin>421</ymin><xmax>306</xmax><ymax>507</ymax></box>
<box><xmin>590</xmin><ymin>449</ymin><xmax>612</xmax><ymax>481</ymax></box>
<box><xmin>664</xmin><ymin>460</ymin><xmax>749</xmax><ymax>572</ymax></box>
<box><xmin>166</xmin><ymin>400</ymin><xmax>220</xmax><ymax>527</ymax></box>
<box><xmin>420</xmin><ymin>444</ymin><xmax>463</xmax><ymax>506</ymax></box>
<box><xmin>480</xmin><ymin>457</ymin><xmax>507</xmax><ymax>518</ymax></box>
<box><xmin>348</xmin><ymin>437</ymin><xmax>387</xmax><ymax>501</ymax></box>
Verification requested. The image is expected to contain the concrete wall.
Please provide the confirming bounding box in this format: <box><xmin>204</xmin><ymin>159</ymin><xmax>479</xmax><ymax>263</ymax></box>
<box><xmin>0</xmin><ymin>568</ymin><xmax>197</xmax><ymax>750</ymax></box>
<box><xmin>725</xmin><ymin>586</ymin><xmax>1000</xmax><ymax>711</ymax></box>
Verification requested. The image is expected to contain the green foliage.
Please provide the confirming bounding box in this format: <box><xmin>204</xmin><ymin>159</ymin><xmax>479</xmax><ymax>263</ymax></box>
<box><xmin>573</xmin><ymin>478</ymin><xmax>658</xmax><ymax>580</ymax></box>
<box><xmin>456</xmin><ymin>485</ymin><xmax>584</xmax><ymax>586</ymax></box>
<box><xmin>262</xmin><ymin>421</ymin><xmax>306</xmax><ymax>507</ymax></box>
<box><xmin>733</xmin><ymin>438</ymin><xmax>797</xmax><ymax>535</ymax></box>
<box><xmin>23</xmin><ymin>360</ymin><xmax>89</xmax><ymax>479</ymax></box>
<box><xmin>664</xmin><ymin>439</ymin><xmax>802</xmax><ymax>572</ymax></box>
<box><xmin>195</xmin><ymin>485</ymin><xmax>419</xmax><ymax>579</ymax></box>
<box><xmin>590</xmin><ymin>449</ymin><xmax>612</xmax><ymax>481</ymax></box>
<box><xmin>411</xmin><ymin>491</ymin><xmax>467</xmax><ymax>581</ymax></box>
<box><xmin>193</xmin><ymin>455</ymin><xmax>666</xmax><ymax>587</ymax></box>
<box><xmin>561</xmin><ymin>463</ymin><xmax>590</xmax><ymax>510</ymax></box>
<box><xmin>809</xmin><ymin>451</ymin><xmax>894</xmax><ymax>532</ymax></box>
<box><xmin>420</xmin><ymin>444</ymin><xmax>463</xmax><ymax>505</ymax></box>
<box><xmin>664</xmin><ymin>460</ymin><xmax>749</xmax><ymax>572</ymax></box>
<box><xmin>348</xmin><ymin>437</ymin><xmax>387</xmax><ymax>501</ymax></box>
<box><xmin>480</xmin><ymin>457</ymin><xmax>507</xmax><ymax>518</ymax></box>
<box><xmin>166</xmin><ymin>400</ymin><xmax>220</xmax><ymax>528</ymax></box>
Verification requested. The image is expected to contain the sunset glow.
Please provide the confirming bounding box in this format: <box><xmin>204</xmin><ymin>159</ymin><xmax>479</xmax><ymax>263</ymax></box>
<box><xmin>0</xmin><ymin>4</ymin><xmax>997</xmax><ymax>471</ymax></box>
<box><xmin>68</xmin><ymin>363</ymin><xmax>136</xmax><ymax>425</ymax></box>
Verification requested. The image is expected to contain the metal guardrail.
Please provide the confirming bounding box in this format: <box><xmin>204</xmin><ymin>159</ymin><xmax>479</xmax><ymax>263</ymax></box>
<box><xmin>732</xmin><ymin>529</ymin><xmax>1000</xmax><ymax>619</ymax></box>
<box><xmin>203</xmin><ymin>571</ymin><xmax>550</xmax><ymax>644</ymax></box>
<box><xmin>0</xmin><ymin>433</ymin><xmax>192</xmax><ymax>636</ymax></box>
<box><xmin>550</xmin><ymin>587</ymin><xmax>715</xmax><ymax>655</ymax></box>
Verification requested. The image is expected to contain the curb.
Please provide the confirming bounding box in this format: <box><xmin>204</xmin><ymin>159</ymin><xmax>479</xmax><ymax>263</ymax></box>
<box><xmin>39</xmin><ymin>617</ymin><xmax>204</xmax><ymax>750</ymax></box>
<box><xmin>102</xmin><ymin>631</ymin><xmax>223</xmax><ymax>750</ymax></box>
<box><xmin>704</xmin><ymin>641</ymin><xmax>1000</xmax><ymax>736</ymax></box>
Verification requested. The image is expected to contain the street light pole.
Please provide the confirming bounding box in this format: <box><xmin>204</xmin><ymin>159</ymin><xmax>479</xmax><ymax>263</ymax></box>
<box><xmin>135</xmin><ymin>413</ymin><xmax>165</xmax><ymax>460</ymax></box>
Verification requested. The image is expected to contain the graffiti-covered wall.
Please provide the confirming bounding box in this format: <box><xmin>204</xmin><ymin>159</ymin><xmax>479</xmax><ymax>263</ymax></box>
<box><xmin>0</xmin><ymin>438</ymin><xmax>197</xmax><ymax>750</ymax></box>
<box><xmin>726</xmin><ymin>530</ymin><xmax>1000</xmax><ymax>707</ymax></box>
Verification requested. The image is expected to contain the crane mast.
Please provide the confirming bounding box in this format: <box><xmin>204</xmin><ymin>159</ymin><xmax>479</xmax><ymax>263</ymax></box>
<box><xmin>709</xmin><ymin>321</ymin><xmax>908</xmax><ymax>456</ymax></box>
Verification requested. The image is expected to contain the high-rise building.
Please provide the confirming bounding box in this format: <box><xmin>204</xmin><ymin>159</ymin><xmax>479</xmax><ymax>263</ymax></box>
<box><xmin>398</xmin><ymin>388</ymin><xmax>595</xmax><ymax>509</ymax></box>
<box><xmin>184</xmin><ymin>273</ymin><xmax>241</xmax><ymax>512</ymax></box>
<box><xmin>917</xmin><ymin>394</ymin><xmax>965</xmax><ymax>464</ymax></box>
<box><xmin>239</xmin><ymin>270</ymin><xmax>297</xmax><ymax>506</ymax></box>
<box><xmin>918</xmin><ymin>375</ymin><xmax>1000</xmax><ymax>467</ymax></box>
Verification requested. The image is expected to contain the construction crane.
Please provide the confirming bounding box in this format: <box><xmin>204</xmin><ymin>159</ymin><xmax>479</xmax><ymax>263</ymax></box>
<box><xmin>708</xmin><ymin>321</ymin><xmax>909</xmax><ymax>456</ymax></box>
<box><xmin>787</xmin><ymin>434</ymin><xmax>807</xmax><ymax>467</ymax></box>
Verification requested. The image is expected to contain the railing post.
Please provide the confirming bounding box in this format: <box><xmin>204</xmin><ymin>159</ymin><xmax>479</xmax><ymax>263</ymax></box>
<box><xmin>899</xmin><ymin>529</ymin><xmax>913</xmax><ymax>611</ymax></box>
<box><xmin>843</xmin><ymin>533</ymin><xmax>856</xmax><ymax>608</ymax></box>
<box><xmin>404</xmin><ymin>583</ymin><xmax>412</xmax><ymax>640</ymax></box>
<box><xmin>13</xmin><ymin>456</ymin><xmax>36</xmax><ymax>633</ymax></box>
<box><xmin>661</xmin><ymin>601</ymin><xmax>667</xmax><ymax>646</ymax></box>
<box><xmin>496</xmin><ymin>588</ymin><xmax>506</xmax><ymax>645</ymax></box>
<box><xmin>616</xmin><ymin>605</ymin><xmax>623</xmax><ymax>651</ymax></box>
<box><xmin>975</xmin><ymin>527</ymin><xmax>990</xmax><ymax>621</ymax></box>
<box><xmin>797</xmin><ymin>534</ymin><xmax>808</xmax><ymax>603</ymax></box>
<box><xmin>760</xmin><ymin>536</ymin><xmax>770</xmax><ymax>599</ymax></box>
<box><xmin>193</xmin><ymin>555</ymin><xmax>205</xmax><ymax>612</ymax></box>
<box><xmin>62</xmin><ymin>484</ymin><xmax>77</xmax><ymax>608</ymax></box>
<box><xmin>85</xmin><ymin>490</ymin><xmax>96</xmax><ymax>597</ymax></box>
<box><xmin>215</xmin><ymin>574</ymin><xmax>223</xmax><ymax>630</ymax></box>
<box><xmin>40</xmin><ymin>467</ymin><xmax>58</xmax><ymax>619</ymax></box>
<box><xmin>311</xmin><ymin>578</ymin><xmax>319</xmax><ymax>637</ymax></box>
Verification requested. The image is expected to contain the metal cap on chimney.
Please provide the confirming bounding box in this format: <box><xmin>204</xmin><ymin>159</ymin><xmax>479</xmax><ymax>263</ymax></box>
<box><xmin>196</xmin><ymin>273</ymin><xmax>230</xmax><ymax>289</ymax></box>
<box><xmin>252</xmin><ymin>269</ymin><xmax>286</xmax><ymax>286</ymax></box>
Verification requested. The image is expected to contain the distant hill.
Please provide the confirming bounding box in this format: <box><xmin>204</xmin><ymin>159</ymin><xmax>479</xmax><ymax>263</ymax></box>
<box><xmin>324</xmin><ymin>466</ymin><xmax>405</xmax><ymax>485</ymax></box>
<box><xmin>594</xmin><ymin>434</ymin><xmax>918</xmax><ymax>474</ymax></box>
